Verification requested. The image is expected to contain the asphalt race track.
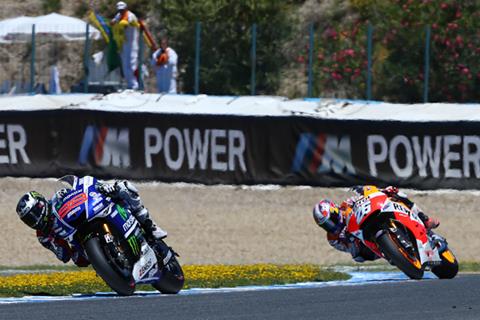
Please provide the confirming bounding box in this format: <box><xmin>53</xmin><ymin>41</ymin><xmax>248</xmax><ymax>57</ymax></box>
<box><xmin>1</xmin><ymin>274</ymin><xmax>479</xmax><ymax>320</ymax></box>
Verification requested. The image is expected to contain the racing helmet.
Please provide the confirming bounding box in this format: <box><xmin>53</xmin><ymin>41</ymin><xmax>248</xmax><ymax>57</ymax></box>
<box><xmin>313</xmin><ymin>199</ymin><xmax>342</xmax><ymax>233</ymax></box>
<box><xmin>16</xmin><ymin>191</ymin><xmax>50</xmax><ymax>230</ymax></box>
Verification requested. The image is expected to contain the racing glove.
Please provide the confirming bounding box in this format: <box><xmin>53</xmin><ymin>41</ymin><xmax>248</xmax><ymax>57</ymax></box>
<box><xmin>53</xmin><ymin>188</ymin><xmax>71</xmax><ymax>201</ymax></box>
<box><xmin>96</xmin><ymin>182</ymin><xmax>119</xmax><ymax>198</ymax></box>
<box><xmin>382</xmin><ymin>186</ymin><xmax>415</xmax><ymax>208</ymax></box>
<box><xmin>382</xmin><ymin>186</ymin><xmax>398</xmax><ymax>196</ymax></box>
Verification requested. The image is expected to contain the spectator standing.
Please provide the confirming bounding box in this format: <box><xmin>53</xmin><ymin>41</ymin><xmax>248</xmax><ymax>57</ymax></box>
<box><xmin>111</xmin><ymin>1</ymin><xmax>139</xmax><ymax>90</ymax></box>
<box><xmin>48</xmin><ymin>65</ymin><xmax>61</xmax><ymax>94</ymax></box>
<box><xmin>151</xmin><ymin>37</ymin><xmax>178</xmax><ymax>93</ymax></box>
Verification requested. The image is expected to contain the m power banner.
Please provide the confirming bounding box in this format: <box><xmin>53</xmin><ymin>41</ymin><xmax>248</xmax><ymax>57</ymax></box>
<box><xmin>1</xmin><ymin>110</ymin><xmax>479</xmax><ymax>189</ymax></box>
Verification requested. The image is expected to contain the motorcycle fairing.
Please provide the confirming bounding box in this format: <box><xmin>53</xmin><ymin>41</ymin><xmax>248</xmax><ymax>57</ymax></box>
<box><xmin>390</xmin><ymin>211</ymin><xmax>441</xmax><ymax>266</ymax></box>
<box><xmin>132</xmin><ymin>242</ymin><xmax>162</xmax><ymax>283</ymax></box>
<box><xmin>54</xmin><ymin>175</ymin><xmax>164</xmax><ymax>284</ymax></box>
<box><xmin>53</xmin><ymin>176</ymin><xmax>107</xmax><ymax>240</ymax></box>
<box><xmin>351</xmin><ymin>192</ymin><xmax>388</xmax><ymax>227</ymax></box>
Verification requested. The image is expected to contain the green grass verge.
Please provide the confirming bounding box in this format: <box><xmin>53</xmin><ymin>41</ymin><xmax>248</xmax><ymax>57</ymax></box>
<box><xmin>458</xmin><ymin>262</ymin><xmax>480</xmax><ymax>272</ymax></box>
<box><xmin>1</xmin><ymin>260</ymin><xmax>476</xmax><ymax>298</ymax></box>
<box><xmin>0</xmin><ymin>264</ymin><xmax>350</xmax><ymax>297</ymax></box>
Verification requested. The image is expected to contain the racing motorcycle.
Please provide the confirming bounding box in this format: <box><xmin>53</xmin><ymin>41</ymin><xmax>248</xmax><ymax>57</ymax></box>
<box><xmin>346</xmin><ymin>186</ymin><xmax>458</xmax><ymax>279</ymax></box>
<box><xmin>54</xmin><ymin>175</ymin><xmax>184</xmax><ymax>295</ymax></box>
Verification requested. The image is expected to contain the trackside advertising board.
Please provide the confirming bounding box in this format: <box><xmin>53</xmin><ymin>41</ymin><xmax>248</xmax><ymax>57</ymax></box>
<box><xmin>0</xmin><ymin>110</ymin><xmax>479</xmax><ymax>189</ymax></box>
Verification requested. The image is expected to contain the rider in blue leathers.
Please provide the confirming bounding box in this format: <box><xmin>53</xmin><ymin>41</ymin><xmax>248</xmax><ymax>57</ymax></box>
<box><xmin>16</xmin><ymin>177</ymin><xmax>168</xmax><ymax>267</ymax></box>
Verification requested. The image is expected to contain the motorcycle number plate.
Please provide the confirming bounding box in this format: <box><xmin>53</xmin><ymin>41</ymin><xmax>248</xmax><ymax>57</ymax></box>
<box><xmin>354</xmin><ymin>201</ymin><xmax>371</xmax><ymax>223</ymax></box>
<box><xmin>104</xmin><ymin>233</ymin><xmax>113</xmax><ymax>243</ymax></box>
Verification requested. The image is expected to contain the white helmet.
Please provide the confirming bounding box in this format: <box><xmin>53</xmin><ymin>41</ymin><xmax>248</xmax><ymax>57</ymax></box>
<box><xmin>116</xmin><ymin>1</ymin><xmax>128</xmax><ymax>10</ymax></box>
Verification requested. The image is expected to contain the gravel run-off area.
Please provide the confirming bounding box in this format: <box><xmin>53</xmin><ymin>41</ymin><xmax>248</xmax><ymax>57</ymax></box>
<box><xmin>1</xmin><ymin>177</ymin><xmax>478</xmax><ymax>267</ymax></box>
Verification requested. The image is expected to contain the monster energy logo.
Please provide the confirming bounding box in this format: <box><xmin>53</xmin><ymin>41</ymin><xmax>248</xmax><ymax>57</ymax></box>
<box><xmin>127</xmin><ymin>235</ymin><xmax>140</xmax><ymax>256</ymax></box>
<box><xmin>30</xmin><ymin>191</ymin><xmax>43</xmax><ymax>198</ymax></box>
<box><xmin>117</xmin><ymin>204</ymin><xmax>128</xmax><ymax>221</ymax></box>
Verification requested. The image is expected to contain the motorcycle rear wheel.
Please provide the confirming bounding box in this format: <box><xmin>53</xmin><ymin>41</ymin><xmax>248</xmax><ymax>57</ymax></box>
<box><xmin>431</xmin><ymin>249</ymin><xmax>459</xmax><ymax>279</ymax></box>
<box><xmin>377</xmin><ymin>231</ymin><xmax>424</xmax><ymax>280</ymax></box>
<box><xmin>85</xmin><ymin>237</ymin><xmax>135</xmax><ymax>296</ymax></box>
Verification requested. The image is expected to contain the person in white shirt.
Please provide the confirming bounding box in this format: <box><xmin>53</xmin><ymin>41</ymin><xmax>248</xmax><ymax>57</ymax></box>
<box><xmin>111</xmin><ymin>1</ymin><xmax>139</xmax><ymax>90</ymax></box>
<box><xmin>151</xmin><ymin>37</ymin><xmax>178</xmax><ymax>93</ymax></box>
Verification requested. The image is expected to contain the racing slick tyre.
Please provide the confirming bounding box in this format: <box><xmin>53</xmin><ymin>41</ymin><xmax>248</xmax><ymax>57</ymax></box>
<box><xmin>85</xmin><ymin>237</ymin><xmax>135</xmax><ymax>296</ymax></box>
<box><xmin>431</xmin><ymin>249</ymin><xmax>459</xmax><ymax>279</ymax></box>
<box><xmin>377</xmin><ymin>231</ymin><xmax>424</xmax><ymax>280</ymax></box>
<box><xmin>152</xmin><ymin>256</ymin><xmax>185</xmax><ymax>294</ymax></box>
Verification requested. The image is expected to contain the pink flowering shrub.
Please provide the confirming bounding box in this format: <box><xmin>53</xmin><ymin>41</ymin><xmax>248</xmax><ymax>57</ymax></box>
<box><xmin>312</xmin><ymin>21</ymin><xmax>368</xmax><ymax>99</ymax></box>
<box><xmin>312</xmin><ymin>1</ymin><xmax>480</xmax><ymax>102</ymax></box>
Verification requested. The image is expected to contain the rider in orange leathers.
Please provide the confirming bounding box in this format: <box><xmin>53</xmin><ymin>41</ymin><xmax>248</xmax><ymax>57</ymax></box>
<box><xmin>313</xmin><ymin>186</ymin><xmax>440</xmax><ymax>262</ymax></box>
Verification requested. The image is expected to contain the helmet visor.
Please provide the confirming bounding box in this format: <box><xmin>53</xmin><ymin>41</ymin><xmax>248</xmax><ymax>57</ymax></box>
<box><xmin>319</xmin><ymin>218</ymin><xmax>340</xmax><ymax>234</ymax></box>
<box><xmin>22</xmin><ymin>201</ymin><xmax>47</xmax><ymax>229</ymax></box>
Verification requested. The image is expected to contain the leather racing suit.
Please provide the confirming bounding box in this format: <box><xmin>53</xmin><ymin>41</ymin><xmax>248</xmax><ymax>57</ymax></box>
<box><xmin>37</xmin><ymin>179</ymin><xmax>167</xmax><ymax>267</ymax></box>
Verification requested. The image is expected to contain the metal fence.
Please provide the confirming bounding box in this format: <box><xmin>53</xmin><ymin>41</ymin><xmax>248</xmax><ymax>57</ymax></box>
<box><xmin>0</xmin><ymin>21</ymin><xmax>478</xmax><ymax>103</ymax></box>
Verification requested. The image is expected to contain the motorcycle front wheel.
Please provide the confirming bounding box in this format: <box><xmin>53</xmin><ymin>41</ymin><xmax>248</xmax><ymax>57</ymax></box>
<box><xmin>152</xmin><ymin>255</ymin><xmax>185</xmax><ymax>294</ymax></box>
<box><xmin>377</xmin><ymin>231</ymin><xmax>424</xmax><ymax>280</ymax></box>
<box><xmin>431</xmin><ymin>248</ymin><xmax>459</xmax><ymax>279</ymax></box>
<box><xmin>84</xmin><ymin>237</ymin><xmax>136</xmax><ymax>296</ymax></box>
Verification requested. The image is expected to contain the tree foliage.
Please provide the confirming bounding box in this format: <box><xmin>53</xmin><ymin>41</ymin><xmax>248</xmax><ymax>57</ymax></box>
<box><xmin>42</xmin><ymin>0</ymin><xmax>62</xmax><ymax>14</ymax></box>
<box><xmin>153</xmin><ymin>0</ymin><xmax>295</xmax><ymax>95</ymax></box>
<box><xmin>312</xmin><ymin>0</ymin><xmax>480</xmax><ymax>102</ymax></box>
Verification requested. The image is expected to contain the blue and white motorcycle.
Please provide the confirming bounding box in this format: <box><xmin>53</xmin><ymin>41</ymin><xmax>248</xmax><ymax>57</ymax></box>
<box><xmin>54</xmin><ymin>175</ymin><xmax>184</xmax><ymax>296</ymax></box>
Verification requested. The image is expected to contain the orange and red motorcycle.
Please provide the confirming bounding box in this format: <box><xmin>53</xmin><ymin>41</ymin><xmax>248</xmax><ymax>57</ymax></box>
<box><xmin>345</xmin><ymin>186</ymin><xmax>458</xmax><ymax>279</ymax></box>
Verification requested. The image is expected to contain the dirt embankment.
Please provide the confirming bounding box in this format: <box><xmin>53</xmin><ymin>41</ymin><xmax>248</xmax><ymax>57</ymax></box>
<box><xmin>1</xmin><ymin>177</ymin><xmax>478</xmax><ymax>267</ymax></box>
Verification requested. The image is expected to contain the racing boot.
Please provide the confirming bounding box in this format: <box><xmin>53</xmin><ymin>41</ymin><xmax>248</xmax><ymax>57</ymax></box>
<box><xmin>133</xmin><ymin>206</ymin><xmax>168</xmax><ymax>241</ymax></box>
<box><xmin>99</xmin><ymin>180</ymin><xmax>171</xmax><ymax>264</ymax></box>
<box><xmin>111</xmin><ymin>180</ymin><xmax>168</xmax><ymax>240</ymax></box>
<box><xmin>134</xmin><ymin>207</ymin><xmax>174</xmax><ymax>266</ymax></box>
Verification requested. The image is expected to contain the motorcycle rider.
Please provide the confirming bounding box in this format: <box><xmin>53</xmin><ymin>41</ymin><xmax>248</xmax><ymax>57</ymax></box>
<box><xmin>312</xmin><ymin>185</ymin><xmax>440</xmax><ymax>262</ymax></box>
<box><xmin>15</xmin><ymin>177</ymin><xmax>169</xmax><ymax>267</ymax></box>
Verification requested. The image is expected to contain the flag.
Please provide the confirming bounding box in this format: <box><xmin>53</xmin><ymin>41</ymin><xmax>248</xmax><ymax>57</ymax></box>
<box><xmin>88</xmin><ymin>10</ymin><xmax>121</xmax><ymax>72</ymax></box>
<box><xmin>88</xmin><ymin>10</ymin><xmax>111</xmax><ymax>43</ymax></box>
<box><xmin>139</xmin><ymin>20</ymin><xmax>157</xmax><ymax>51</ymax></box>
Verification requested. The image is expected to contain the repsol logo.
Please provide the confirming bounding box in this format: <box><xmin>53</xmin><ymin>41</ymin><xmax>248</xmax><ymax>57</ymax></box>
<box><xmin>291</xmin><ymin>133</ymin><xmax>355</xmax><ymax>174</ymax></box>
<box><xmin>144</xmin><ymin>127</ymin><xmax>247</xmax><ymax>172</ymax></box>
<box><xmin>0</xmin><ymin>124</ymin><xmax>30</xmax><ymax>165</ymax></box>
<box><xmin>78</xmin><ymin>126</ymin><xmax>130</xmax><ymax>168</ymax></box>
<box><xmin>368</xmin><ymin>135</ymin><xmax>480</xmax><ymax>178</ymax></box>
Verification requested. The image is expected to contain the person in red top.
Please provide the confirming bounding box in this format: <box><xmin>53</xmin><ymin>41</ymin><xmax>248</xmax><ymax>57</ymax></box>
<box><xmin>312</xmin><ymin>186</ymin><xmax>440</xmax><ymax>262</ymax></box>
<box><xmin>151</xmin><ymin>36</ymin><xmax>178</xmax><ymax>93</ymax></box>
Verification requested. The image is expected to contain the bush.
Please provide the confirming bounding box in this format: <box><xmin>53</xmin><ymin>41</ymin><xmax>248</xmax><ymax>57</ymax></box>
<box><xmin>152</xmin><ymin>1</ymin><xmax>294</xmax><ymax>95</ymax></box>
<box><xmin>42</xmin><ymin>0</ymin><xmax>62</xmax><ymax>13</ymax></box>
<box><xmin>311</xmin><ymin>0</ymin><xmax>480</xmax><ymax>102</ymax></box>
